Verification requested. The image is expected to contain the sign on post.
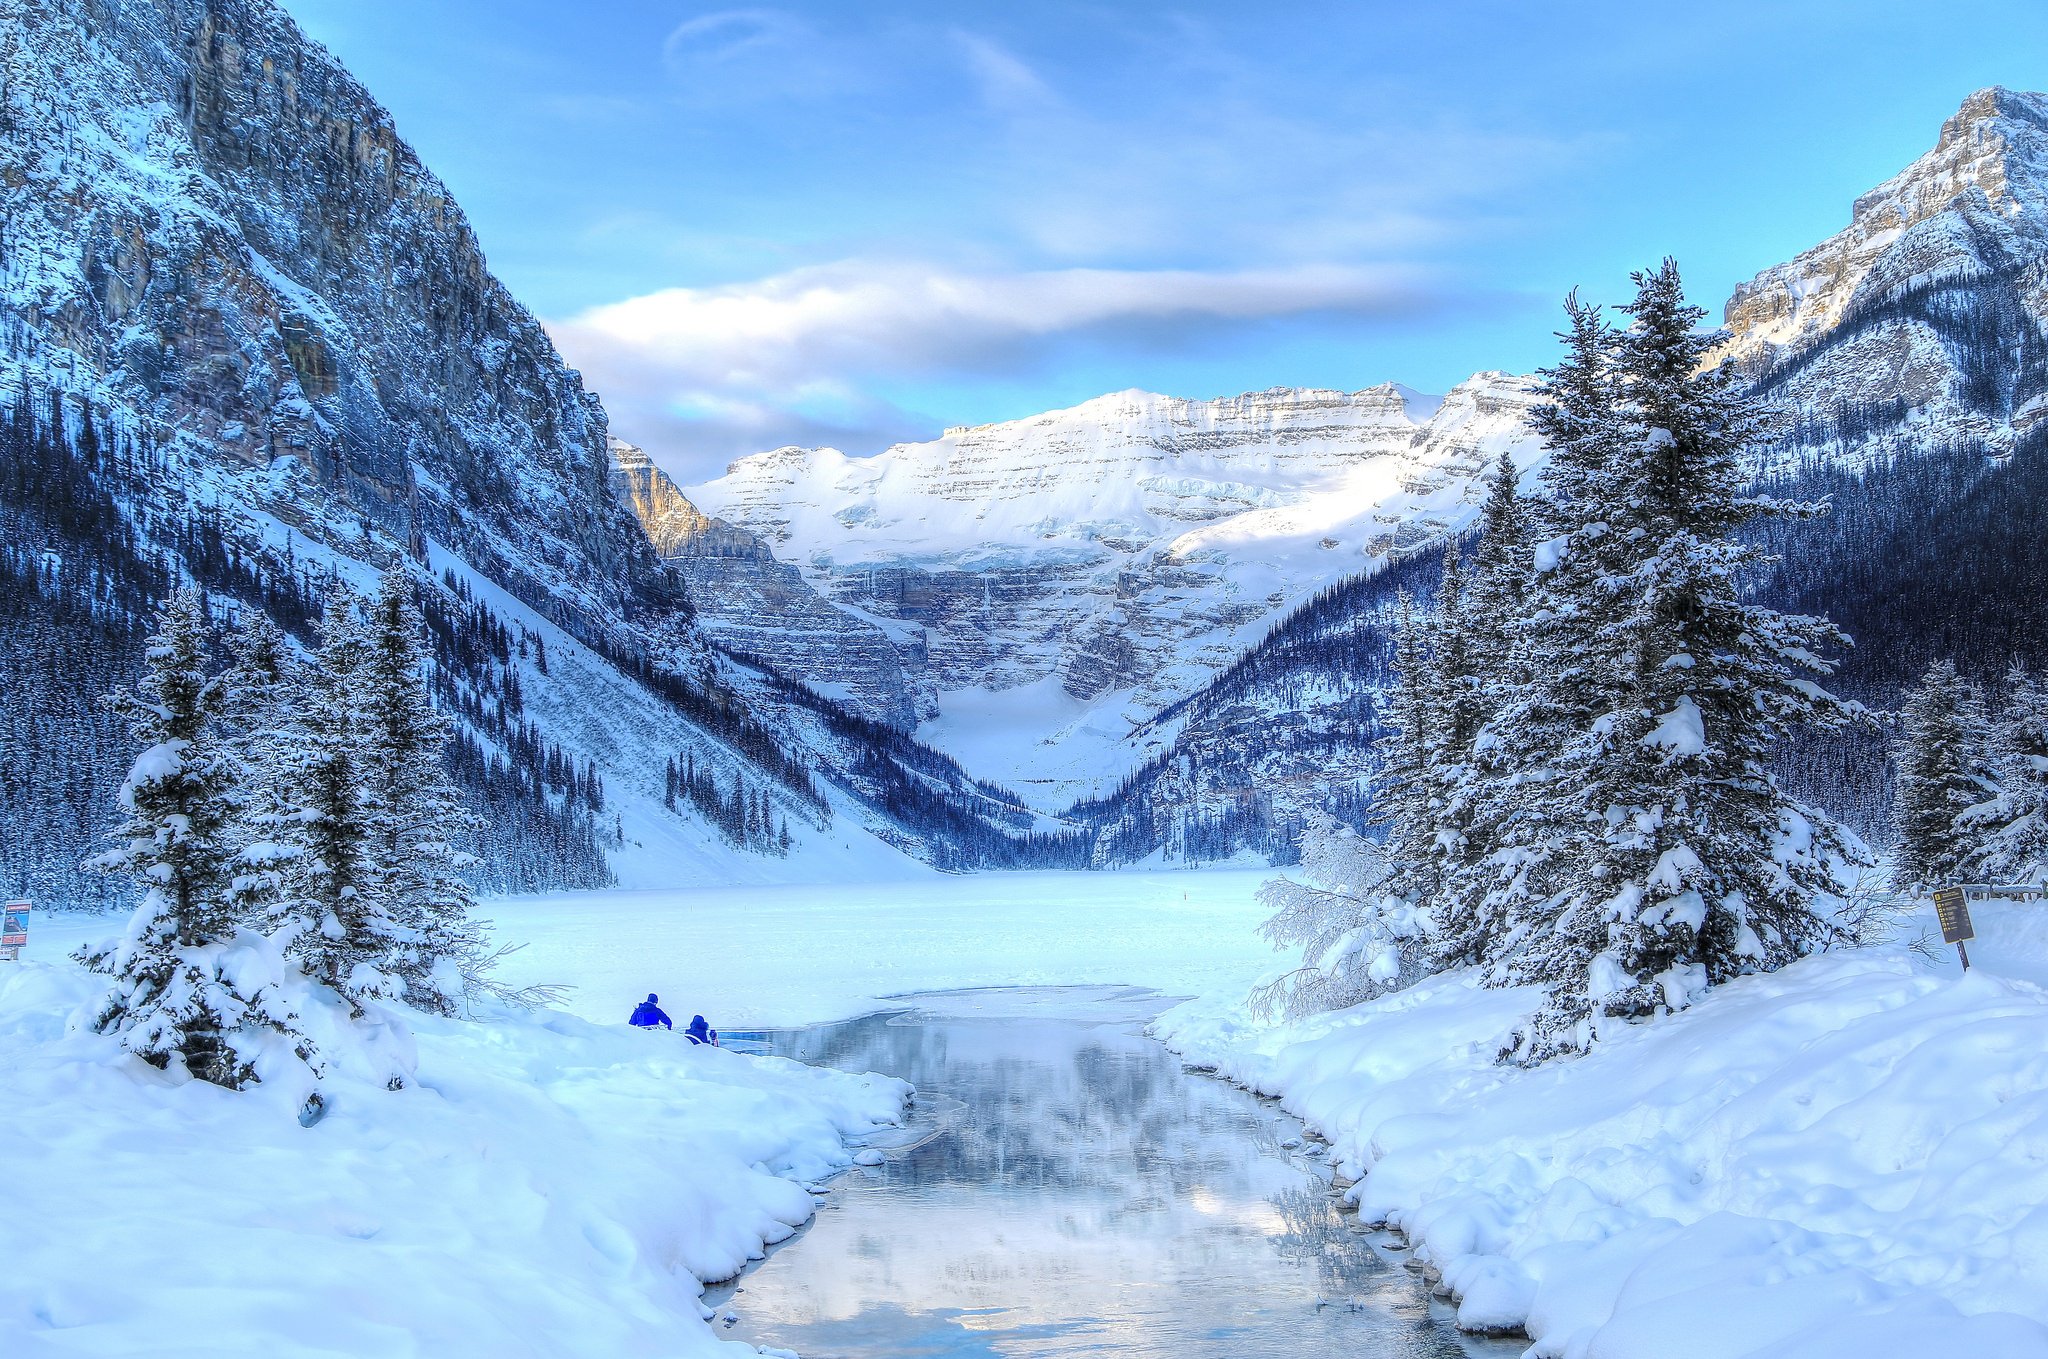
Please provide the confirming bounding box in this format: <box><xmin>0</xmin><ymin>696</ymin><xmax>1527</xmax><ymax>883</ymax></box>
<box><xmin>0</xmin><ymin>900</ymin><xmax>27</xmax><ymax>963</ymax></box>
<box><xmin>1932</xmin><ymin>886</ymin><xmax>1974</xmax><ymax>970</ymax></box>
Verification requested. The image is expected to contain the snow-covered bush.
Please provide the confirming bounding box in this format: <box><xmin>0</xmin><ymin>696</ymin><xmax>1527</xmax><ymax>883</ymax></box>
<box><xmin>1250</xmin><ymin>812</ymin><xmax>1431</xmax><ymax>1020</ymax></box>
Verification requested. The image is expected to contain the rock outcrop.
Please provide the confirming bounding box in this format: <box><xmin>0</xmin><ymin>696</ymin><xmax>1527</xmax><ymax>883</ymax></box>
<box><xmin>0</xmin><ymin>0</ymin><xmax>655</xmax><ymax>624</ymax></box>
<box><xmin>1719</xmin><ymin>86</ymin><xmax>2048</xmax><ymax>464</ymax></box>
<box><xmin>608</xmin><ymin>439</ymin><xmax>936</xmax><ymax>727</ymax></box>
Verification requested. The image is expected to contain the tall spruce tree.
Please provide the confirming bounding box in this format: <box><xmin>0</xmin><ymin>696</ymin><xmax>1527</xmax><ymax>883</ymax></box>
<box><xmin>1961</xmin><ymin>664</ymin><xmax>2048</xmax><ymax>884</ymax></box>
<box><xmin>288</xmin><ymin>587</ymin><xmax>400</xmax><ymax>1014</ymax></box>
<box><xmin>1427</xmin><ymin>456</ymin><xmax>1542</xmax><ymax>973</ymax></box>
<box><xmin>357</xmin><ymin>568</ymin><xmax>487</xmax><ymax>1016</ymax></box>
<box><xmin>1375</xmin><ymin>589</ymin><xmax>1443</xmax><ymax>908</ymax></box>
<box><xmin>1426</xmin><ymin>297</ymin><xmax>1629</xmax><ymax>981</ymax></box>
<box><xmin>221</xmin><ymin>610</ymin><xmax>308</xmax><ymax>927</ymax></box>
<box><xmin>1893</xmin><ymin>658</ymin><xmax>1995</xmax><ymax>889</ymax></box>
<box><xmin>81</xmin><ymin>589</ymin><xmax>314</xmax><ymax>1089</ymax></box>
<box><xmin>1496</xmin><ymin>263</ymin><xmax>1864</xmax><ymax>1061</ymax></box>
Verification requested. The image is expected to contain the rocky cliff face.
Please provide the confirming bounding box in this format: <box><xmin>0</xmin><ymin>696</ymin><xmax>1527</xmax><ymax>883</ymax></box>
<box><xmin>1719</xmin><ymin>86</ymin><xmax>2048</xmax><ymax>462</ymax></box>
<box><xmin>0</xmin><ymin>0</ymin><xmax>654</xmax><ymax>625</ymax></box>
<box><xmin>689</xmin><ymin>375</ymin><xmax>1541</xmax><ymax>802</ymax></box>
<box><xmin>608</xmin><ymin>439</ymin><xmax>937</xmax><ymax>728</ymax></box>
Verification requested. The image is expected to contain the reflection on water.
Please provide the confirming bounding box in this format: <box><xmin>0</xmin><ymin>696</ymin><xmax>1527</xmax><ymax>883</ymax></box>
<box><xmin>708</xmin><ymin>986</ymin><xmax>1515</xmax><ymax>1358</ymax></box>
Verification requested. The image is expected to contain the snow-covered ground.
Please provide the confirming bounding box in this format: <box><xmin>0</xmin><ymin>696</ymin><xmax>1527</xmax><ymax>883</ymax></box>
<box><xmin>3</xmin><ymin>869</ymin><xmax>1278</xmax><ymax>1358</ymax></box>
<box><xmin>0</xmin><ymin>945</ymin><xmax>909</xmax><ymax>1357</ymax></box>
<box><xmin>1157</xmin><ymin>898</ymin><xmax>2048</xmax><ymax>1358</ymax></box>
<box><xmin>14</xmin><ymin>876</ymin><xmax>2048</xmax><ymax>1358</ymax></box>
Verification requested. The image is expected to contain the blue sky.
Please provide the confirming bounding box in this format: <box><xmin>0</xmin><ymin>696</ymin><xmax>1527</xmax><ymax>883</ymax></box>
<box><xmin>286</xmin><ymin>0</ymin><xmax>2048</xmax><ymax>484</ymax></box>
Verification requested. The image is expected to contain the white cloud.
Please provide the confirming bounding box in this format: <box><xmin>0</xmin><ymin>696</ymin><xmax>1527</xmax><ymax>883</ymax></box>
<box><xmin>545</xmin><ymin>258</ymin><xmax>1444</xmax><ymax>477</ymax></box>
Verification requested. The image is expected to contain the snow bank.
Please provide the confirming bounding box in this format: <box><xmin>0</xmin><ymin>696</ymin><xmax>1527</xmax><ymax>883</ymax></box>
<box><xmin>0</xmin><ymin>957</ymin><xmax>909</xmax><ymax>1357</ymax></box>
<box><xmin>1157</xmin><ymin>949</ymin><xmax>2048</xmax><ymax>1357</ymax></box>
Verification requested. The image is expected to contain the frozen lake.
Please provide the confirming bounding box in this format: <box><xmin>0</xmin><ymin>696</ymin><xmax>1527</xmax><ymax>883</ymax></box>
<box><xmin>707</xmin><ymin>987</ymin><xmax>1515</xmax><ymax>1358</ymax></box>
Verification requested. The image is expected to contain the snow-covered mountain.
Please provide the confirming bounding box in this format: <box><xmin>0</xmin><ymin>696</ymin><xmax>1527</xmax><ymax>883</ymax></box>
<box><xmin>0</xmin><ymin>0</ymin><xmax>1060</xmax><ymax>902</ymax></box>
<box><xmin>608</xmin><ymin>439</ymin><xmax>938</xmax><ymax>730</ymax></box>
<box><xmin>1068</xmin><ymin>85</ymin><xmax>2048</xmax><ymax>865</ymax></box>
<box><xmin>687</xmin><ymin>377</ymin><xmax>1541</xmax><ymax>803</ymax></box>
<box><xmin>1720</xmin><ymin>85</ymin><xmax>2048</xmax><ymax>460</ymax></box>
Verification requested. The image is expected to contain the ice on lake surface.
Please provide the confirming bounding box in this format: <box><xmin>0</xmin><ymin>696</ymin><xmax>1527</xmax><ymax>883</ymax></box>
<box><xmin>709</xmin><ymin>986</ymin><xmax>1515</xmax><ymax>1358</ymax></box>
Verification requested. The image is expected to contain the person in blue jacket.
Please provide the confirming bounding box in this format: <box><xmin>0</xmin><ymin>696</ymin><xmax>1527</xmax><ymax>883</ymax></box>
<box><xmin>685</xmin><ymin>1014</ymin><xmax>717</xmax><ymax>1045</ymax></box>
<box><xmin>630</xmin><ymin>994</ymin><xmax>672</xmax><ymax>1029</ymax></box>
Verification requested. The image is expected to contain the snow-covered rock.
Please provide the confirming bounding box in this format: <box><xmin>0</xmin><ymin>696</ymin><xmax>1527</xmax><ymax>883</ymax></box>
<box><xmin>609</xmin><ymin>438</ymin><xmax>938</xmax><ymax>729</ymax></box>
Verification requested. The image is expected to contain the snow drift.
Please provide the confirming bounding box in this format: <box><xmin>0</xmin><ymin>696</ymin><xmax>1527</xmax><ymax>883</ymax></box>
<box><xmin>1157</xmin><ymin>935</ymin><xmax>2048</xmax><ymax>1357</ymax></box>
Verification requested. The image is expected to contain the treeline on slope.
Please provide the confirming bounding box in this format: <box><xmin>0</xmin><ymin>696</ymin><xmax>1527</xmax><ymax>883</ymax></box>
<box><xmin>1745</xmin><ymin>421</ymin><xmax>2048</xmax><ymax>838</ymax></box>
<box><xmin>1063</xmin><ymin>538</ymin><xmax>1445</xmax><ymax>867</ymax></box>
<box><xmin>0</xmin><ymin>388</ymin><xmax>612</xmax><ymax>906</ymax></box>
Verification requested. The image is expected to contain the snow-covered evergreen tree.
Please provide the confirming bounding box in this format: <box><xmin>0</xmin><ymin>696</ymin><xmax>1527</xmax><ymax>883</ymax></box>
<box><xmin>286</xmin><ymin>587</ymin><xmax>402</xmax><ymax>1015</ymax></box>
<box><xmin>1426</xmin><ymin>297</ymin><xmax>1625</xmax><ymax>981</ymax></box>
<box><xmin>1493</xmin><ymin>263</ymin><xmax>1865</xmax><ymax>1061</ymax></box>
<box><xmin>357</xmin><ymin>568</ymin><xmax>487</xmax><ymax>1015</ymax></box>
<box><xmin>80</xmin><ymin>589</ymin><xmax>315</xmax><ymax>1089</ymax></box>
<box><xmin>1962</xmin><ymin>665</ymin><xmax>2048</xmax><ymax>885</ymax></box>
<box><xmin>1250</xmin><ymin>811</ymin><xmax>1429</xmax><ymax>1020</ymax></box>
<box><xmin>1894</xmin><ymin>658</ymin><xmax>1996</xmax><ymax>889</ymax></box>
<box><xmin>1373</xmin><ymin>589</ymin><xmax>1443</xmax><ymax>907</ymax></box>
<box><xmin>220</xmin><ymin>610</ymin><xmax>309</xmax><ymax>927</ymax></box>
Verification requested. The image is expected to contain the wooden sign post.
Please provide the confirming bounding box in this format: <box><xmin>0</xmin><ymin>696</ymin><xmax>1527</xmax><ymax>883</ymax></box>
<box><xmin>0</xmin><ymin>900</ymin><xmax>27</xmax><ymax>963</ymax></box>
<box><xmin>1932</xmin><ymin>886</ymin><xmax>1975</xmax><ymax>971</ymax></box>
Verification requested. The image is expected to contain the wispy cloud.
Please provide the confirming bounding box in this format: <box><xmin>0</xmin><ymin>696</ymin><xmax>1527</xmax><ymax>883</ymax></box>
<box><xmin>546</xmin><ymin>258</ymin><xmax>1450</xmax><ymax>478</ymax></box>
<box><xmin>952</xmin><ymin>30</ymin><xmax>1058</xmax><ymax>113</ymax></box>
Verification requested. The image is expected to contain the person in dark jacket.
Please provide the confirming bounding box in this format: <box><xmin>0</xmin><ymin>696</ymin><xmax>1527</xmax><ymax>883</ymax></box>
<box><xmin>630</xmin><ymin>994</ymin><xmax>672</xmax><ymax>1029</ymax></box>
<box><xmin>685</xmin><ymin>1014</ymin><xmax>716</xmax><ymax>1045</ymax></box>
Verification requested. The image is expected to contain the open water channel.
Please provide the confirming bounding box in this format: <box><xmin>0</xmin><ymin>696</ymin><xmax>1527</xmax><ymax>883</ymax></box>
<box><xmin>707</xmin><ymin>986</ymin><xmax>1518</xmax><ymax>1358</ymax></box>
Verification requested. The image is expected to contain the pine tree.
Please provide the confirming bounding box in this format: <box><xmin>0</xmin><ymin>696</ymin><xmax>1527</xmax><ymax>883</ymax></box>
<box><xmin>1428</xmin><ymin>298</ymin><xmax>1626</xmax><ymax>981</ymax></box>
<box><xmin>1374</xmin><ymin>590</ymin><xmax>1442</xmax><ymax>906</ymax></box>
<box><xmin>220</xmin><ymin>610</ymin><xmax>309</xmax><ymax>928</ymax></box>
<box><xmin>80</xmin><ymin>589</ymin><xmax>314</xmax><ymax>1089</ymax></box>
<box><xmin>357</xmin><ymin>568</ymin><xmax>487</xmax><ymax>1016</ymax></box>
<box><xmin>288</xmin><ymin>587</ymin><xmax>396</xmax><ymax>1013</ymax></box>
<box><xmin>1496</xmin><ymin>263</ymin><xmax>1866</xmax><ymax>1061</ymax></box>
<box><xmin>1250</xmin><ymin>812</ymin><xmax>1428</xmax><ymax>1020</ymax></box>
<box><xmin>1961</xmin><ymin>664</ymin><xmax>2048</xmax><ymax>884</ymax></box>
<box><xmin>1894</xmin><ymin>658</ymin><xmax>1995</xmax><ymax>889</ymax></box>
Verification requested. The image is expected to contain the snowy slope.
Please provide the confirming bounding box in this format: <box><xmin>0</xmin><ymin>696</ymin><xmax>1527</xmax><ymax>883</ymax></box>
<box><xmin>689</xmin><ymin>376</ymin><xmax>1541</xmax><ymax>802</ymax></box>
<box><xmin>0</xmin><ymin>0</ymin><xmax>1045</xmax><ymax>895</ymax></box>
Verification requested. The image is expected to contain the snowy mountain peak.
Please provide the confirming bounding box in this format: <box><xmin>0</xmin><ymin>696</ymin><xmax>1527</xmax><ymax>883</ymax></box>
<box><xmin>1723</xmin><ymin>86</ymin><xmax>2048</xmax><ymax>365</ymax></box>
<box><xmin>687</xmin><ymin>374</ymin><xmax>1540</xmax><ymax>801</ymax></box>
